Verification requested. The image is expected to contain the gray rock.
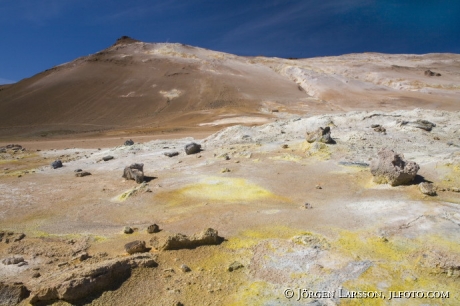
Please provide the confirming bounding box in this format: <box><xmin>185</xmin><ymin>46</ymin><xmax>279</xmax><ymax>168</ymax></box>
<box><xmin>0</xmin><ymin>232</ymin><xmax>25</xmax><ymax>244</ymax></box>
<box><xmin>124</xmin><ymin>240</ymin><xmax>148</xmax><ymax>254</ymax></box>
<box><xmin>228</xmin><ymin>261</ymin><xmax>244</xmax><ymax>272</ymax></box>
<box><xmin>150</xmin><ymin>228</ymin><xmax>221</xmax><ymax>251</ymax></box>
<box><xmin>401</xmin><ymin>119</ymin><xmax>436</xmax><ymax>131</ymax></box>
<box><xmin>424</xmin><ymin>70</ymin><xmax>441</xmax><ymax>77</ymax></box>
<box><xmin>122</xmin><ymin>163</ymin><xmax>144</xmax><ymax>184</ymax></box>
<box><xmin>419</xmin><ymin>182</ymin><xmax>437</xmax><ymax>196</ymax></box>
<box><xmin>164</xmin><ymin>151</ymin><xmax>179</xmax><ymax>157</ymax></box>
<box><xmin>306</xmin><ymin>127</ymin><xmax>333</xmax><ymax>144</ymax></box>
<box><xmin>2</xmin><ymin>257</ymin><xmax>24</xmax><ymax>265</ymax></box>
<box><xmin>75</xmin><ymin>171</ymin><xmax>91</xmax><ymax>177</ymax></box>
<box><xmin>0</xmin><ymin>282</ymin><xmax>30</xmax><ymax>306</ymax></box>
<box><xmin>370</xmin><ymin>148</ymin><xmax>419</xmax><ymax>186</ymax></box>
<box><xmin>374</xmin><ymin>126</ymin><xmax>386</xmax><ymax>133</ymax></box>
<box><xmin>185</xmin><ymin>143</ymin><xmax>201</xmax><ymax>155</ymax></box>
<box><xmin>124</xmin><ymin>139</ymin><xmax>134</xmax><ymax>146</ymax></box>
<box><xmin>147</xmin><ymin>224</ymin><xmax>160</xmax><ymax>234</ymax></box>
<box><xmin>124</xmin><ymin>227</ymin><xmax>134</xmax><ymax>234</ymax></box>
<box><xmin>51</xmin><ymin>160</ymin><xmax>63</xmax><ymax>169</ymax></box>
<box><xmin>102</xmin><ymin>155</ymin><xmax>114</xmax><ymax>161</ymax></box>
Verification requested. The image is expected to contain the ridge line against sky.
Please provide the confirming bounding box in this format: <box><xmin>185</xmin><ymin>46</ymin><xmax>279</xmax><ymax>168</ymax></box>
<box><xmin>1</xmin><ymin>0</ymin><xmax>460</xmax><ymax>84</ymax></box>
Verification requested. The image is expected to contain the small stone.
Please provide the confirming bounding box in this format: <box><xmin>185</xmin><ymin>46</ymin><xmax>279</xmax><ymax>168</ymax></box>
<box><xmin>57</xmin><ymin>262</ymin><xmax>68</xmax><ymax>267</ymax></box>
<box><xmin>124</xmin><ymin>139</ymin><xmax>134</xmax><ymax>146</ymax></box>
<box><xmin>180</xmin><ymin>264</ymin><xmax>191</xmax><ymax>272</ymax></box>
<box><xmin>124</xmin><ymin>227</ymin><xmax>134</xmax><ymax>234</ymax></box>
<box><xmin>102</xmin><ymin>155</ymin><xmax>114</xmax><ymax>161</ymax></box>
<box><xmin>451</xmin><ymin>187</ymin><xmax>460</xmax><ymax>193</ymax></box>
<box><xmin>221</xmin><ymin>168</ymin><xmax>230</xmax><ymax>173</ymax></box>
<box><xmin>72</xmin><ymin>252</ymin><xmax>89</xmax><ymax>262</ymax></box>
<box><xmin>75</xmin><ymin>171</ymin><xmax>91</xmax><ymax>177</ymax></box>
<box><xmin>147</xmin><ymin>224</ymin><xmax>160</xmax><ymax>234</ymax></box>
<box><xmin>228</xmin><ymin>261</ymin><xmax>244</xmax><ymax>272</ymax></box>
<box><xmin>51</xmin><ymin>160</ymin><xmax>62</xmax><ymax>169</ymax></box>
<box><xmin>282</xmin><ymin>144</ymin><xmax>289</xmax><ymax>149</ymax></box>
<box><xmin>74</xmin><ymin>169</ymin><xmax>82</xmax><ymax>172</ymax></box>
<box><xmin>374</xmin><ymin>126</ymin><xmax>386</xmax><ymax>133</ymax></box>
<box><xmin>419</xmin><ymin>182</ymin><xmax>437</xmax><ymax>196</ymax></box>
<box><xmin>315</xmin><ymin>185</ymin><xmax>322</xmax><ymax>189</ymax></box>
<box><xmin>32</xmin><ymin>272</ymin><xmax>41</xmax><ymax>278</ymax></box>
<box><xmin>304</xmin><ymin>203</ymin><xmax>312</xmax><ymax>209</ymax></box>
<box><xmin>370</xmin><ymin>124</ymin><xmax>380</xmax><ymax>128</ymax></box>
<box><xmin>164</xmin><ymin>151</ymin><xmax>179</xmax><ymax>157</ymax></box>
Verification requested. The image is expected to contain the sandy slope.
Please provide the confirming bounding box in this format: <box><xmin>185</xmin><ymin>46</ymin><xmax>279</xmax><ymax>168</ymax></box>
<box><xmin>0</xmin><ymin>38</ymin><xmax>459</xmax><ymax>140</ymax></box>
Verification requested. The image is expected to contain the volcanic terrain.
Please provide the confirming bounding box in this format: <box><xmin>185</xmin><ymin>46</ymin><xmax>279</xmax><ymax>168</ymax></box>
<box><xmin>0</xmin><ymin>38</ymin><xmax>459</xmax><ymax>306</ymax></box>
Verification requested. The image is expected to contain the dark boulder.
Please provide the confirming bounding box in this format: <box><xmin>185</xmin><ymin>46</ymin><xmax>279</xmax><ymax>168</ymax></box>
<box><xmin>51</xmin><ymin>160</ymin><xmax>63</xmax><ymax>169</ymax></box>
<box><xmin>185</xmin><ymin>143</ymin><xmax>201</xmax><ymax>155</ymax></box>
<box><xmin>122</xmin><ymin>163</ymin><xmax>144</xmax><ymax>184</ymax></box>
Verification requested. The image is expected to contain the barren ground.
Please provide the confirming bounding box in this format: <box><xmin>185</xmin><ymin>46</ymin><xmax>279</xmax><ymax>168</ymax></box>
<box><xmin>1</xmin><ymin>40</ymin><xmax>459</xmax><ymax>305</ymax></box>
<box><xmin>1</xmin><ymin>109</ymin><xmax>460</xmax><ymax>306</ymax></box>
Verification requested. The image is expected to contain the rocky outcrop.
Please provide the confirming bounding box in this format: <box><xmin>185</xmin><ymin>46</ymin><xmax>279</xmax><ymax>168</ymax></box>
<box><xmin>150</xmin><ymin>228</ymin><xmax>222</xmax><ymax>251</ymax></box>
<box><xmin>122</xmin><ymin>163</ymin><xmax>144</xmax><ymax>184</ymax></box>
<box><xmin>185</xmin><ymin>143</ymin><xmax>201</xmax><ymax>155</ymax></box>
<box><xmin>0</xmin><ymin>231</ymin><xmax>25</xmax><ymax>243</ymax></box>
<box><xmin>306</xmin><ymin>127</ymin><xmax>333</xmax><ymax>144</ymax></box>
<box><xmin>401</xmin><ymin>119</ymin><xmax>436</xmax><ymax>131</ymax></box>
<box><xmin>2</xmin><ymin>256</ymin><xmax>24</xmax><ymax>265</ymax></box>
<box><xmin>29</xmin><ymin>255</ymin><xmax>156</xmax><ymax>304</ymax></box>
<box><xmin>370</xmin><ymin>148</ymin><xmax>419</xmax><ymax>186</ymax></box>
<box><xmin>424</xmin><ymin>69</ymin><xmax>441</xmax><ymax>77</ymax></box>
<box><xmin>0</xmin><ymin>282</ymin><xmax>30</xmax><ymax>306</ymax></box>
<box><xmin>124</xmin><ymin>240</ymin><xmax>148</xmax><ymax>254</ymax></box>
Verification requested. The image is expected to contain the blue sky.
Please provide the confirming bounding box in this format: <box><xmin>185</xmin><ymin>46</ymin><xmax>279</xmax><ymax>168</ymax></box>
<box><xmin>1</xmin><ymin>0</ymin><xmax>459</xmax><ymax>84</ymax></box>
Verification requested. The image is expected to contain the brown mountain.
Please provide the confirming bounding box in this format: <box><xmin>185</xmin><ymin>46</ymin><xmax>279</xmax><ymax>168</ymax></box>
<box><xmin>0</xmin><ymin>37</ymin><xmax>459</xmax><ymax>139</ymax></box>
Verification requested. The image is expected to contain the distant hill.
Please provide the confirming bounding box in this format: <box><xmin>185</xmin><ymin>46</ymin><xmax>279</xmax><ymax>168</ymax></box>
<box><xmin>1</xmin><ymin>36</ymin><xmax>458</xmax><ymax>138</ymax></box>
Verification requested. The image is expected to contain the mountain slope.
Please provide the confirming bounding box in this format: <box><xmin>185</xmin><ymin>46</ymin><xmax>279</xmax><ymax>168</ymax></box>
<box><xmin>0</xmin><ymin>37</ymin><xmax>459</xmax><ymax>138</ymax></box>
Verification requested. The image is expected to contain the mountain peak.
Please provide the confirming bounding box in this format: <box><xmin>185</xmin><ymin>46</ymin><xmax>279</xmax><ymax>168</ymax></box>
<box><xmin>113</xmin><ymin>36</ymin><xmax>140</xmax><ymax>46</ymax></box>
